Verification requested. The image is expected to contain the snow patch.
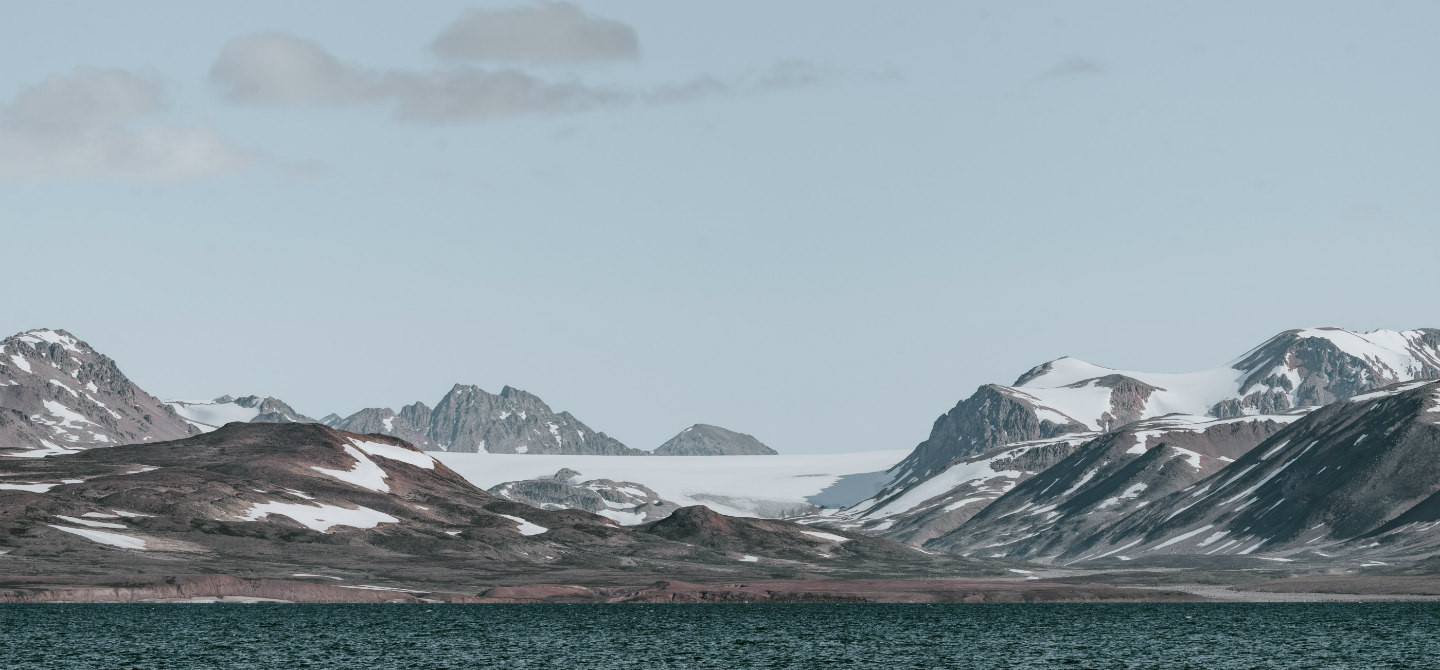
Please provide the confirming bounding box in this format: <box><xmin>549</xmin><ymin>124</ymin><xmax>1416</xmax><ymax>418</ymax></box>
<box><xmin>800</xmin><ymin>530</ymin><xmax>850</xmax><ymax>543</ymax></box>
<box><xmin>349</xmin><ymin>438</ymin><xmax>435</xmax><ymax>470</ymax></box>
<box><xmin>311</xmin><ymin>445</ymin><xmax>391</xmax><ymax>493</ymax></box>
<box><xmin>241</xmin><ymin>501</ymin><xmax>398</xmax><ymax>532</ymax></box>
<box><xmin>497</xmin><ymin>514</ymin><xmax>547</xmax><ymax>536</ymax></box>
<box><xmin>48</xmin><ymin>525</ymin><xmax>146</xmax><ymax>550</ymax></box>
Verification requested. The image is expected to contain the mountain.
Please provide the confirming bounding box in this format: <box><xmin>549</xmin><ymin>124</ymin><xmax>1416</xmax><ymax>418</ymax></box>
<box><xmin>324</xmin><ymin>406</ymin><xmax>434</xmax><ymax>450</ymax></box>
<box><xmin>428</xmin><ymin>384</ymin><xmax>641</xmax><ymax>454</ymax></box>
<box><xmin>328</xmin><ymin>384</ymin><xmax>643</xmax><ymax>455</ymax></box>
<box><xmin>1041</xmin><ymin>379</ymin><xmax>1440</xmax><ymax>564</ymax></box>
<box><xmin>167</xmin><ymin>395</ymin><xmax>316</xmax><ymax>431</ymax></box>
<box><xmin>828</xmin><ymin>432</ymin><xmax>1098</xmax><ymax>544</ymax></box>
<box><xmin>654</xmin><ymin>424</ymin><xmax>778</xmax><ymax>456</ymax></box>
<box><xmin>0</xmin><ymin>329</ymin><xmax>196</xmax><ymax>456</ymax></box>
<box><xmin>922</xmin><ymin>413</ymin><xmax>1301</xmax><ymax>558</ymax></box>
<box><xmin>0</xmin><ymin>422</ymin><xmax>1011</xmax><ymax>602</ymax></box>
<box><xmin>883</xmin><ymin>328</ymin><xmax>1440</xmax><ymax>505</ymax></box>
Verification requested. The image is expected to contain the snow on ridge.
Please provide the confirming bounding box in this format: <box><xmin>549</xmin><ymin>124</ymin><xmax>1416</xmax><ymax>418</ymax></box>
<box><xmin>800</xmin><ymin>530</ymin><xmax>850</xmax><ymax>543</ymax></box>
<box><xmin>17</xmin><ymin>330</ymin><xmax>83</xmax><ymax>354</ymax></box>
<box><xmin>349</xmin><ymin>438</ymin><xmax>435</xmax><ymax>470</ymax></box>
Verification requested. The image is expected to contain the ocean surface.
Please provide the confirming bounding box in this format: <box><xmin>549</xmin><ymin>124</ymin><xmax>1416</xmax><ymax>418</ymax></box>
<box><xmin>2</xmin><ymin>602</ymin><xmax>1437</xmax><ymax>669</ymax></box>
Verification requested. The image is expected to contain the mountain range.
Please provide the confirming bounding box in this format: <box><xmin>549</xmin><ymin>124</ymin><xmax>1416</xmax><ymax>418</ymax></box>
<box><xmin>0</xmin><ymin>328</ymin><xmax>774</xmax><ymax>458</ymax></box>
<box><xmin>826</xmin><ymin>328</ymin><xmax>1440</xmax><ymax>567</ymax></box>
<box><xmin>5</xmin><ymin>324</ymin><xmax>1440</xmax><ymax>600</ymax></box>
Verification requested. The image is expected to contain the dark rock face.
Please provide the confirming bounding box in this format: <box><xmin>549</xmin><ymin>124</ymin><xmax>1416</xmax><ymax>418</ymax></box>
<box><xmin>426</xmin><ymin>384</ymin><xmax>643</xmax><ymax>455</ymax></box>
<box><xmin>654</xmin><ymin>424</ymin><xmax>777</xmax><ymax>456</ymax></box>
<box><xmin>1054</xmin><ymin>381</ymin><xmax>1440</xmax><ymax>563</ymax></box>
<box><xmin>0</xmin><ymin>329</ymin><xmax>196</xmax><ymax>455</ymax></box>
<box><xmin>886</xmin><ymin>385</ymin><xmax>1085</xmax><ymax>491</ymax></box>
<box><xmin>1089</xmin><ymin>375</ymin><xmax>1162</xmax><ymax>428</ymax></box>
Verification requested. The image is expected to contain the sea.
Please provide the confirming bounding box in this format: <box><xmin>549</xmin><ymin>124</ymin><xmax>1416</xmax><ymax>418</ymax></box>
<box><xmin>2</xmin><ymin>602</ymin><xmax>1437</xmax><ymax>669</ymax></box>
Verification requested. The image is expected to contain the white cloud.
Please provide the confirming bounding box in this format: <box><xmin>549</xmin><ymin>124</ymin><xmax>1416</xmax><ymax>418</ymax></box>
<box><xmin>0</xmin><ymin>67</ymin><xmax>251</xmax><ymax>181</ymax></box>
<box><xmin>431</xmin><ymin>2</ymin><xmax>639</xmax><ymax>65</ymax></box>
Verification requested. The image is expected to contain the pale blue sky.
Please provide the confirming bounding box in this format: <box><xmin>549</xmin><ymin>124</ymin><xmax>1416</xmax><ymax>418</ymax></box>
<box><xmin>3</xmin><ymin>2</ymin><xmax>1438</xmax><ymax>452</ymax></box>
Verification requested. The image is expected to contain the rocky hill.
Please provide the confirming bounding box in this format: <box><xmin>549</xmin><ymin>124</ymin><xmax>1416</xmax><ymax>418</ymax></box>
<box><xmin>654</xmin><ymin>424</ymin><xmax>777</xmax><ymax>455</ymax></box>
<box><xmin>0</xmin><ymin>422</ymin><xmax>1005</xmax><ymax>601</ymax></box>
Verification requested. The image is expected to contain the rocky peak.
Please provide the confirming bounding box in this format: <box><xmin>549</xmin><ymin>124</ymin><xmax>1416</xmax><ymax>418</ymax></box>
<box><xmin>654</xmin><ymin>424</ymin><xmax>778</xmax><ymax>456</ymax></box>
<box><xmin>0</xmin><ymin>328</ymin><xmax>196</xmax><ymax>456</ymax></box>
<box><xmin>427</xmin><ymin>383</ymin><xmax>643</xmax><ymax>455</ymax></box>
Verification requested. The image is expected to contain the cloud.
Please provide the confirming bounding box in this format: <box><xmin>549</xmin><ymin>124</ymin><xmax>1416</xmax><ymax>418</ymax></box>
<box><xmin>431</xmin><ymin>2</ymin><xmax>639</xmax><ymax>65</ymax></box>
<box><xmin>211</xmin><ymin>30</ymin><xmax>829</xmax><ymax>124</ymax></box>
<box><xmin>210</xmin><ymin>32</ymin><xmax>383</xmax><ymax>105</ymax></box>
<box><xmin>383</xmin><ymin>68</ymin><xmax>625</xmax><ymax>122</ymax></box>
<box><xmin>1038</xmin><ymin>57</ymin><xmax>1105</xmax><ymax>80</ymax></box>
<box><xmin>212</xmin><ymin>32</ymin><xmax>626</xmax><ymax>122</ymax></box>
<box><xmin>0</xmin><ymin>67</ymin><xmax>251</xmax><ymax>181</ymax></box>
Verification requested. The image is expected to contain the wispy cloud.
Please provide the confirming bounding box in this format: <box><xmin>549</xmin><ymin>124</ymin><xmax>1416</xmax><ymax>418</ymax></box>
<box><xmin>211</xmin><ymin>32</ymin><xmax>825</xmax><ymax>124</ymax></box>
<box><xmin>0</xmin><ymin>67</ymin><xmax>251</xmax><ymax>181</ymax></box>
<box><xmin>431</xmin><ymin>1</ymin><xmax>639</xmax><ymax>65</ymax></box>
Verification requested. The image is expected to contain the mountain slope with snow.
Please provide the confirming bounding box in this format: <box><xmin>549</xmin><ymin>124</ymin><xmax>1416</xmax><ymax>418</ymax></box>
<box><xmin>886</xmin><ymin>328</ymin><xmax>1440</xmax><ymax>498</ymax></box>
<box><xmin>1049</xmin><ymin>380</ymin><xmax>1440</xmax><ymax>565</ymax></box>
<box><xmin>0</xmin><ymin>329</ymin><xmax>196</xmax><ymax>456</ymax></box>
<box><xmin>923</xmin><ymin>412</ymin><xmax>1302</xmax><ymax>559</ymax></box>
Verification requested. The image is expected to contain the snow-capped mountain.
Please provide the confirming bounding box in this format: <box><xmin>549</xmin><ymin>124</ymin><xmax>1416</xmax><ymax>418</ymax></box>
<box><xmin>167</xmin><ymin>395</ymin><xmax>315</xmax><ymax>431</ymax></box>
<box><xmin>1053</xmin><ymin>379</ymin><xmax>1440</xmax><ymax>564</ymax></box>
<box><xmin>888</xmin><ymin>328</ymin><xmax>1440</xmax><ymax>494</ymax></box>
<box><xmin>654</xmin><ymin>424</ymin><xmax>777</xmax><ymax>456</ymax></box>
<box><xmin>921</xmin><ymin>412</ymin><xmax>1303</xmax><ymax>558</ymax></box>
<box><xmin>0</xmin><ymin>329</ymin><xmax>195</xmax><ymax>456</ymax></box>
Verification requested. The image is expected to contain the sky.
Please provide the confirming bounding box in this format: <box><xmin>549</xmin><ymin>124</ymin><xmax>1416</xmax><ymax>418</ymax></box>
<box><xmin>3</xmin><ymin>1</ymin><xmax>1438</xmax><ymax>453</ymax></box>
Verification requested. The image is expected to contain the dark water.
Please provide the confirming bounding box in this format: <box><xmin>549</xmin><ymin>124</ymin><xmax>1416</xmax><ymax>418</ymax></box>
<box><xmin>2</xmin><ymin>603</ymin><xmax>1437</xmax><ymax>669</ymax></box>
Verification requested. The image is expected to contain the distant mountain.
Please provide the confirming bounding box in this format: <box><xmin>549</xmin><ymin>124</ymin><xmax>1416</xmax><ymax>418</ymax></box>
<box><xmin>323</xmin><ymin>405</ymin><xmax>433</xmax><ymax>450</ymax></box>
<box><xmin>327</xmin><ymin>385</ymin><xmax>644</xmax><ymax>455</ymax></box>
<box><xmin>886</xmin><ymin>328</ymin><xmax>1440</xmax><ymax>498</ymax></box>
<box><xmin>654</xmin><ymin>424</ymin><xmax>777</xmax><ymax>456</ymax></box>
<box><xmin>0</xmin><ymin>329</ymin><xmax>195</xmax><ymax>456</ymax></box>
<box><xmin>167</xmin><ymin>395</ymin><xmax>315</xmax><ymax>431</ymax></box>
